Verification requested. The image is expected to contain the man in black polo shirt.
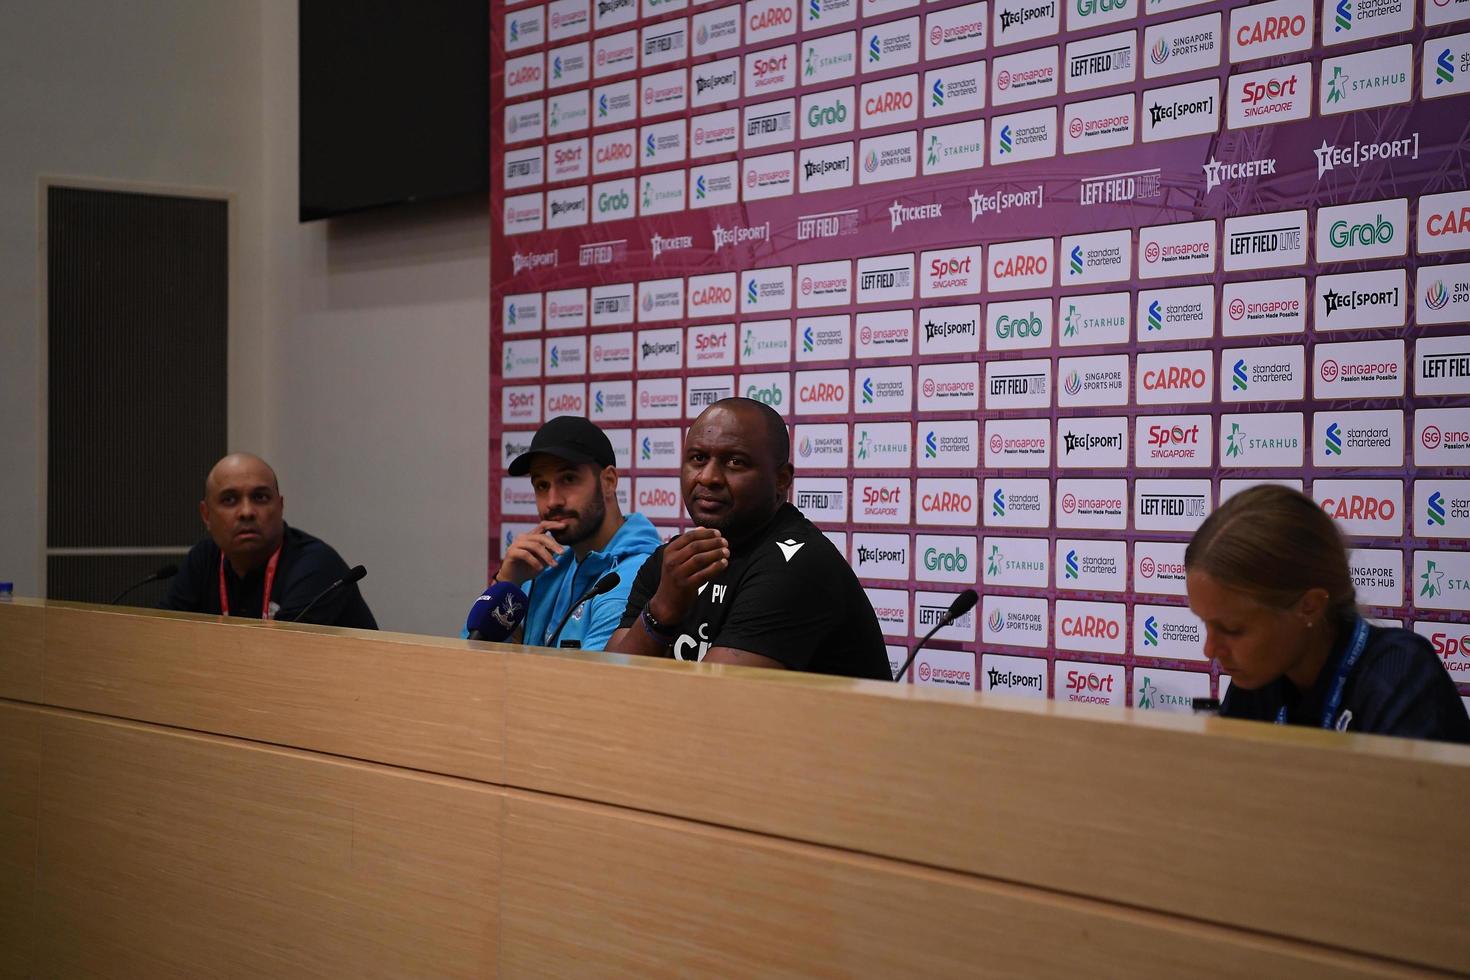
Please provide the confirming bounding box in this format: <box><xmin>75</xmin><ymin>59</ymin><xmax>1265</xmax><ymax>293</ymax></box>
<box><xmin>161</xmin><ymin>453</ymin><xmax>377</xmax><ymax>629</ymax></box>
<box><xmin>609</xmin><ymin>398</ymin><xmax>890</xmax><ymax>679</ymax></box>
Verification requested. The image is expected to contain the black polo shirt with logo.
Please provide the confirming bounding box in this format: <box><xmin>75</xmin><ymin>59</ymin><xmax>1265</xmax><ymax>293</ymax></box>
<box><xmin>619</xmin><ymin>503</ymin><xmax>892</xmax><ymax>680</ymax></box>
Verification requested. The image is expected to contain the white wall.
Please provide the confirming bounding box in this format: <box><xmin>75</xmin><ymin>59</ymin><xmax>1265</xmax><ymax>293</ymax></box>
<box><xmin>0</xmin><ymin>0</ymin><xmax>268</xmax><ymax>593</ymax></box>
<box><xmin>0</xmin><ymin>2</ymin><xmax>489</xmax><ymax>636</ymax></box>
<box><xmin>258</xmin><ymin>3</ymin><xmax>489</xmax><ymax>635</ymax></box>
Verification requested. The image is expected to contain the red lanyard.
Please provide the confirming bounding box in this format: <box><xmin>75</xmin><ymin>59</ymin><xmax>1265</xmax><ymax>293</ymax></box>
<box><xmin>219</xmin><ymin>546</ymin><xmax>282</xmax><ymax>620</ymax></box>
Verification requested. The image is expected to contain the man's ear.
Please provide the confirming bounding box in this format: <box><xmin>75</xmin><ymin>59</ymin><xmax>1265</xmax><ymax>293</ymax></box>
<box><xmin>775</xmin><ymin>461</ymin><xmax>794</xmax><ymax>499</ymax></box>
<box><xmin>198</xmin><ymin>500</ymin><xmax>210</xmax><ymax>527</ymax></box>
<box><xmin>601</xmin><ymin>465</ymin><xmax>619</xmax><ymax>501</ymax></box>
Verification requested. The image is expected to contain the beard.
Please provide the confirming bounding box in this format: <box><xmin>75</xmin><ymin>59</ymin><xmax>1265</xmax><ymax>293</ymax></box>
<box><xmin>547</xmin><ymin>492</ymin><xmax>606</xmax><ymax>548</ymax></box>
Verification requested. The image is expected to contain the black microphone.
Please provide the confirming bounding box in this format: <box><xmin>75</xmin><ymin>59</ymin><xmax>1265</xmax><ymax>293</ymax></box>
<box><xmin>893</xmin><ymin>588</ymin><xmax>978</xmax><ymax>683</ymax></box>
<box><xmin>109</xmin><ymin>562</ymin><xmax>179</xmax><ymax>605</ymax></box>
<box><xmin>545</xmin><ymin>571</ymin><xmax>622</xmax><ymax>648</ymax></box>
<box><xmin>287</xmin><ymin>565</ymin><xmax>367</xmax><ymax>623</ymax></box>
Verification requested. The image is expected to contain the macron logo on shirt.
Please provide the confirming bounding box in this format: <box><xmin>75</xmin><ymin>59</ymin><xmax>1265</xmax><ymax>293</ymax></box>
<box><xmin>777</xmin><ymin>539</ymin><xmax>805</xmax><ymax>562</ymax></box>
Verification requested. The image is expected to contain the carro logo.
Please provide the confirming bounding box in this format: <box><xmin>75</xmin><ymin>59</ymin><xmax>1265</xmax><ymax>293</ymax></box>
<box><xmin>638</xmin><ymin>488</ymin><xmax>679</xmax><ymax>508</ymax></box>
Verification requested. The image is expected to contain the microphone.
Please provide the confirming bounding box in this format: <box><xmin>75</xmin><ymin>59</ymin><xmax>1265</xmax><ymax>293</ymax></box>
<box><xmin>893</xmin><ymin>588</ymin><xmax>978</xmax><ymax>683</ymax></box>
<box><xmin>288</xmin><ymin>565</ymin><xmax>367</xmax><ymax>623</ymax></box>
<box><xmin>545</xmin><ymin>571</ymin><xmax>621</xmax><ymax>648</ymax></box>
<box><xmin>109</xmin><ymin>562</ymin><xmax>179</xmax><ymax>605</ymax></box>
<box><xmin>465</xmin><ymin>581</ymin><xmax>530</xmax><ymax>642</ymax></box>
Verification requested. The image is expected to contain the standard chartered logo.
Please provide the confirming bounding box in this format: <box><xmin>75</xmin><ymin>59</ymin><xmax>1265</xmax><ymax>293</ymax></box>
<box><xmin>992</xmin><ymin>487</ymin><xmax>1007</xmax><ymax>516</ymax></box>
<box><xmin>1143</xmin><ymin>616</ymin><xmax>1159</xmax><ymax>646</ymax></box>
<box><xmin>1064</xmin><ymin>549</ymin><xmax>1079</xmax><ymax>579</ymax></box>
<box><xmin>1428</xmin><ymin>491</ymin><xmax>1447</xmax><ymax>527</ymax></box>
<box><xmin>1325</xmin><ymin>421</ymin><xmax>1343</xmax><ymax>456</ymax></box>
<box><xmin>931</xmin><ymin>78</ymin><xmax>945</xmax><ymax>107</ymax></box>
<box><xmin>1231</xmin><ymin>359</ymin><xmax>1248</xmax><ymax>391</ymax></box>
<box><xmin>924</xmin><ymin>430</ymin><xmax>938</xmax><ymax>458</ymax></box>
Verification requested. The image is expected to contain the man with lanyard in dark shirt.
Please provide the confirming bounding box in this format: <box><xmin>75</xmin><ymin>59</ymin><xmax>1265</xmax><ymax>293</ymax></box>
<box><xmin>161</xmin><ymin>453</ymin><xmax>378</xmax><ymax>629</ymax></box>
<box><xmin>608</xmin><ymin>397</ymin><xmax>891</xmax><ymax>680</ymax></box>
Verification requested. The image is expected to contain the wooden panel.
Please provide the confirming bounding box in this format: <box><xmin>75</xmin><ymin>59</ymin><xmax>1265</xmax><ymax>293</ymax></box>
<box><xmin>503</xmin><ymin>654</ymin><xmax>1470</xmax><ymax>973</ymax></box>
<box><xmin>0</xmin><ymin>599</ymin><xmax>45</xmax><ymax>702</ymax></box>
<box><xmin>0</xmin><ymin>704</ymin><xmax>40</xmax><ymax>979</ymax></box>
<box><xmin>26</xmin><ymin>707</ymin><xmax>499</xmax><ymax>979</ymax></box>
<box><xmin>499</xmin><ymin>794</ymin><xmax>1436</xmax><ymax>980</ymax></box>
<box><xmin>39</xmin><ymin>604</ymin><xmax>506</xmax><ymax>782</ymax></box>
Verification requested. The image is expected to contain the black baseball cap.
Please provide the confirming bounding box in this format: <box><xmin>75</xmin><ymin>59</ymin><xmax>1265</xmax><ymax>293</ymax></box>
<box><xmin>507</xmin><ymin>416</ymin><xmax>617</xmax><ymax>476</ymax></box>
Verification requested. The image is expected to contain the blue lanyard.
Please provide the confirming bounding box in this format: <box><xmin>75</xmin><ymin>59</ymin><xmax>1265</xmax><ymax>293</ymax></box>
<box><xmin>1275</xmin><ymin>618</ymin><xmax>1369</xmax><ymax>729</ymax></box>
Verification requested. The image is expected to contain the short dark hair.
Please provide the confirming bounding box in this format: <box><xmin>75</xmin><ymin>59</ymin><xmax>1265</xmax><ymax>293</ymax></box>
<box><xmin>709</xmin><ymin>397</ymin><xmax>789</xmax><ymax>468</ymax></box>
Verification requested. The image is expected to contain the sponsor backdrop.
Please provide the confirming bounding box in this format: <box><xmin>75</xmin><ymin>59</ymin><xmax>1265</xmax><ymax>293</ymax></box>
<box><xmin>491</xmin><ymin>0</ymin><xmax>1470</xmax><ymax>709</ymax></box>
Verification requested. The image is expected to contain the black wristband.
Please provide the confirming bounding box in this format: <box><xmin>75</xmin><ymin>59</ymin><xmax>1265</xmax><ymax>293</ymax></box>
<box><xmin>640</xmin><ymin>604</ymin><xmax>678</xmax><ymax>644</ymax></box>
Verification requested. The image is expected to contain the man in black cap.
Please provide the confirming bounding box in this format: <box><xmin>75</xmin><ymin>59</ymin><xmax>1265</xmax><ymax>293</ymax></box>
<box><xmin>495</xmin><ymin>416</ymin><xmax>660</xmax><ymax>649</ymax></box>
<box><xmin>608</xmin><ymin>398</ymin><xmax>891</xmax><ymax>679</ymax></box>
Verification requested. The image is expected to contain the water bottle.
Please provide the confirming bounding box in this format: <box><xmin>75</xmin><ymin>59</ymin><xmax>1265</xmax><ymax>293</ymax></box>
<box><xmin>0</xmin><ymin>582</ymin><xmax>12</xmax><ymax>601</ymax></box>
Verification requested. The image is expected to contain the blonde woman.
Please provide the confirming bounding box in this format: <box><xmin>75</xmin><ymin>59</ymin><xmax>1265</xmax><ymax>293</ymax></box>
<box><xmin>1185</xmin><ymin>484</ymin><xmax>1468</xmax><ymax>743</ymax></box>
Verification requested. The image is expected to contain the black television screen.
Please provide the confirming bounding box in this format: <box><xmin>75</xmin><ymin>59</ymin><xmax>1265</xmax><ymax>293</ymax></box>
<box><xmin>299</xmin><ymin>0</ymin><xmax>489</xmax><ymax>222</ymax></box>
